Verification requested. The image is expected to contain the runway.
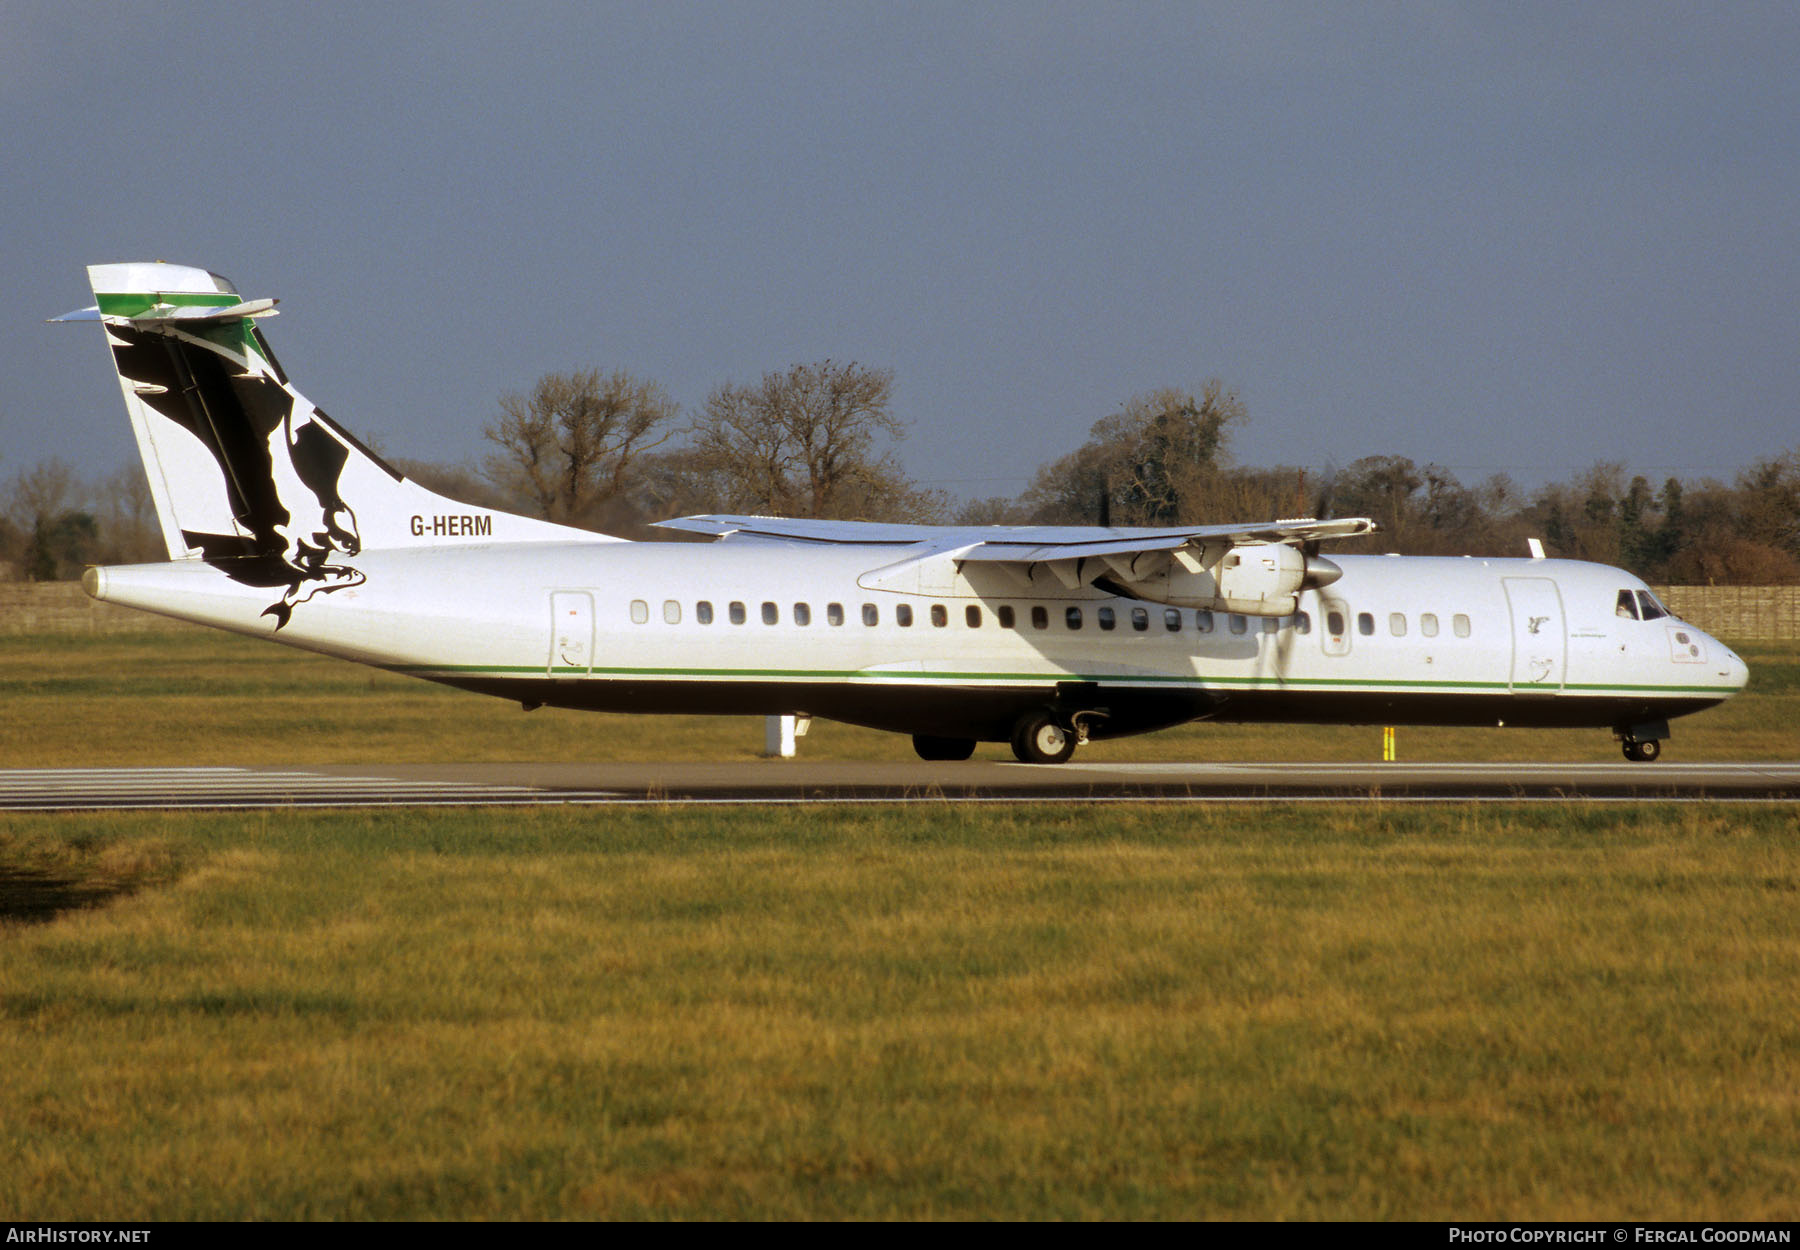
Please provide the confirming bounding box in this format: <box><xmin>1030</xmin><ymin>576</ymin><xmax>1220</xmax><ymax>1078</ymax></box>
<box><xmin>4</xmin><ymin>760</ymin><xmax>1799</xmax><ymax>810</ymax></box>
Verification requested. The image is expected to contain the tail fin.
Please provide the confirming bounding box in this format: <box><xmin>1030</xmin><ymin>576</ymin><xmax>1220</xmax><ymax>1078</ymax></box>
<box><xmin>58</xmin><ymin>262</ymin><xmax>605</xmax><ymax>627</ymax></box>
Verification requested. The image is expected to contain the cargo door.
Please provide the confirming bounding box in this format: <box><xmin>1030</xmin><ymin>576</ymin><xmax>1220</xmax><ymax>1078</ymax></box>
<box><xmin>548</xmin><ymin>591</ymin><xmax>594</xmax><ymax>676</ymax></box>
<box><xmin>1320</xmin><ymin>597</ymin><xmax>1352</xmax><ymax>657</ymax></box>
<box><xmin>1502</xmin><ymin>577</ymin><xmax>1565</xmax><ymax>693</ymax></box>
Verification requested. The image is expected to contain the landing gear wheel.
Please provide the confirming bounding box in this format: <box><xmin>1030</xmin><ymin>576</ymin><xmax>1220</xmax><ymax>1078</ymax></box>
<box><xmin>1622</xmin><ymin>738</ymin><xmax>1662</xmax><ymax>763</ymax></box>
<box><xmin>1011</xmin><ymin>710</ymin><xmax>1076</xmax><ymax>765</ymax></box>
<box><xmin>912</xmin><ymin>734</ymin><xmax>976</xmax><ymax>762</ymax></box>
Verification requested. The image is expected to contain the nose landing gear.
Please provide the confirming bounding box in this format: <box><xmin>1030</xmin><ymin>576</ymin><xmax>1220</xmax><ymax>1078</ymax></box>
<box><xmin>1616</xmin><ymin>719</ymin><xmax>1669</xmax><ymax>763</ymax></box>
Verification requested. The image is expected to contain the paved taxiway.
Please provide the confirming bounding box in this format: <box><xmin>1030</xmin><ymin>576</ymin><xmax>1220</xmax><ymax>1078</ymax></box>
<box><xmin>3</xmin><ymin>761</ymin><xmax>1798</xmax><ymax>810</ymax></box>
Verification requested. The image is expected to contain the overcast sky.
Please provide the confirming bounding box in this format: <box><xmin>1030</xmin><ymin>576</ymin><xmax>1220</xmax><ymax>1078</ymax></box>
<box><xmin>5</xmin><ymin>2</ymin><xmax>1796</xmax><ymax>510</ymax></box>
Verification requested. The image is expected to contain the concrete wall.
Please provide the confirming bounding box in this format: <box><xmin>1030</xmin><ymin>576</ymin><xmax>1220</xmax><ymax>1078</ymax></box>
<box><xmin>1652</xmin><ymin>585</ymin><xmax>1800</xmax><ymax>642</ymax></box>
<box><xmin>0</xmin><ymin>582</ymin><xmax>199</xmax><ymax>635</ymax></box>
<box><xmin>3</xmin><ymin>579</ymin><xmax>1797</xmax><ymax>640</ymax></box>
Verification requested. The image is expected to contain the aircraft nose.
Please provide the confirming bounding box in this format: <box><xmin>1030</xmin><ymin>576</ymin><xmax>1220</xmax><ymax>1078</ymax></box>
<box><xmin>1717</xmin><ymin>645</ymin><xmax>1749</xmax><ymax>692</ymax></box>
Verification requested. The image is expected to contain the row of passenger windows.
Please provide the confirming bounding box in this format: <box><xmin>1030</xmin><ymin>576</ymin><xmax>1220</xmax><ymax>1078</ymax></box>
<box><xmin>1337</xmin><ymin>610</ymin><xmax>1475</xmax><ymax>639</ymax></box>
<box><xmin>627</xmin><ymin>598</ymin><xmax>1474</xmax><ymax>639</ymax></box>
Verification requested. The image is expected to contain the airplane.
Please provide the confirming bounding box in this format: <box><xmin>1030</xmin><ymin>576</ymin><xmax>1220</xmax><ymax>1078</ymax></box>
<box><xmin>55</xmin><ymin>262</ymin><xmax>1748</xmax><ymax>764</ymax></box>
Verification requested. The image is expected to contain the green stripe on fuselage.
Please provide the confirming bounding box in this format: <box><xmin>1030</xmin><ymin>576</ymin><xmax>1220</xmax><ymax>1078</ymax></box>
<box><xmin>388</xmin><ymin>662</ymin><xmax>1728</xmax><ymax>697</ymax></box>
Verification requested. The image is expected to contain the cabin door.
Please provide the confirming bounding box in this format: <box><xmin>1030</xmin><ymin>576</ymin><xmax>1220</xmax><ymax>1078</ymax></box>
<box><xmin>1502</xmin><ymin>577</ymin><xmax>1565</xmax><ymax>693</ymax></box>
<box><xmin>548</xmin><ymin>591</ymin><xmax>595</xmax><ymax>676</ymax></box>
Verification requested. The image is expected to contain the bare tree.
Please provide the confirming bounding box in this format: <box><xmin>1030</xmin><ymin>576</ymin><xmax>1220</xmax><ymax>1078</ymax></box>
<box><xmin>389</xmin><ymin>458</ymin><xmax>515</xmax><ymax>512</ymax></box>
<box><xmin>482</xmin><ymin>369</ymin><xmax>677</xmax><ymax>527</ymax></box>
<box><xmin>673</xmin><ymin>360</ymin><xmax>945</xmax><ymax>521</ymax></box>
<box><xmin>952</xmin><ymin>495</ymin><xmax>1034</xmax><ymax>525</ymax></box>
<box><xmin>4</xmin><ymin>459</ymin><xmax>97</xmax><ymax>580</ymax></box>
<box><xmin>94</xmin><ymin>466</ymin><xmax>164</xmax><ymax>565</ymax></box>
<box><xmin>7</xmin><ymin>459</ymin><xmax>76</xmax><ymax>529</ymax></box>
<box><xmin>1020</xmin><ymin>382</ymin><xmax>1245</xmax><ymax>525</ymax></box>
<box><xmin>1735</xmin><ymin>449</ymin><xmax>1800</xmax><ymax>557</ymax></box>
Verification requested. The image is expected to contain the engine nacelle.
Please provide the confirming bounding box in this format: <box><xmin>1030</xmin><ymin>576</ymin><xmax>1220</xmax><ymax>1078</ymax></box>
<box><xmin>1110</xmin><ymin>542</ymin><xmax>1340</xmax><ymax>616</ymax></box>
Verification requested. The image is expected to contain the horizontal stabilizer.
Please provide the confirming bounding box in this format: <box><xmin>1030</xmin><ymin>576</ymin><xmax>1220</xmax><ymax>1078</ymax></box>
<box><xmin>125</xmin><ymin>297</ymin><xmax>280</xmax><ymax>323</ymax></box>
<box><xmin>55</xmin><ymin>299</ymin><xmax>280</xmax><ymax>325</ymax></box>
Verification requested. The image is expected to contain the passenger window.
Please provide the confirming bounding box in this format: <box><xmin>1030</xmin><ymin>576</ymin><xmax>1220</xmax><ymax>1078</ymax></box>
<box><xmin>1031</xmin><ymin>606</ymin><xmax>1049</xmax><ymax>630</ymax></box>
<box><xmin>630</xmin><ymin>599</ymin><xmax>649</xmax><ymax>625</ymax></box>
<box><xmin>966</xmin><ymin>605</ymin><xmax>982</xmax><ymax>628</ymax></box>
<box><xmin>896</xmin><ymin>604</ymin><xmax>914</xmax><ymax>627</ymax></box>
<box><xmin>761</xmin><ymin>602</ymin><xmax>779</xmax><ymax>625</ymax></box>
<box><xmin>930</xmin><ymin>604</ymin><xmax>948</xmax><ymax>627</ymax></box>
<box><xmin>1097</xmin><ymin>606</ymin><xmax>1116</xmax><ymax>631</ymax></box>
<box><xmin>1294</xmin><ymin>611</ymin><xmax>1312</xmax><ymax>635</ymax></box>
<box><xmin>793</xmin><ymin>603</ymin><xmax>811</xmax><ymax>627</ymax></box>
<box><xmin>862</xmin><ymin>603</ymin><xmax>879</xmax><ymax>626</ymax></box>
<box><xmin>1131</xmin><ymin>607</ymin><xmax>1149</xmax><ymax>632</ymax></box>
<box><xmin>1327</xmin><ymin>610</ymin><xmax>1345</xmax><ymax>636</ymax></box>
<box><xmin>697</xmin><ymin>600</ymin><xmax>714</xmax><ymax>625</ymax></box>
<box><xmin>1066</xmin><ymin>607</ymin><xmax>1083</xmax><ymax>630</ymax></box>
<box><xmin>827</xmin><ymin>602</ymin><xmax>844</xmax><ymax>626</ymax></box>
<box><xmin>1636</xmin><ymin>590</ymin><xmax>1669</xmax><ymax>621</ymax></box>
<box><xmin>1229</xmin><ymin>614</ymin><xmax>1247</xmax><ymax>635</ymax></box>
<box><xmin>1196</xmin><ymin>610</ymin><xmax>1214</xmax><ymax>634</ymax></box>
<box><xmin>1164</xmin><ymin>608</ymin><xmax>1182</xmax><ymax>632</ymax></box>
<box><xmin>1389</xmin><ymin>613</ymin><xmax>1406</xmax><ymax>637</ymax></box>
<box><xmin>1357</xmin><ymin>612</ymin><xmax>1375</xmax><ymax>636</ymax></box>
<box><xmin>998</xmin><ymin>606</ymin><xmax>1016</xmax><ymax>629</ymax></box>
<box><xmin>1420</xmin><ymin>613</ymin><xmax>1438</xmax><ymax>638</ymax></box>
<box><xmin>729</xmin><ymin>601</ymin><xmax>746</xmax><ymax>625</ymax></box>
<box><xmin>663</xmin><ymin>600</ymin><xmax>681</xmax><ymax>625</ymax></box>
<box><xmin>1616</xmin><ymin>590</ymin><xmax>1640</xmax><ymax>620</ymax></box>
<box><xmin>1453</xmin><ymin>614</ymin><xmax>1471</xmax><ymax>638</ymax></box>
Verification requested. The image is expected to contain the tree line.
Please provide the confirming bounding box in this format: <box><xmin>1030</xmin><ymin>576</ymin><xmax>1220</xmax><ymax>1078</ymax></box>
<box><xmin>4</xmin><ymin>362</ymin><xmax>1797</xmax><ymax>585</ymax></box>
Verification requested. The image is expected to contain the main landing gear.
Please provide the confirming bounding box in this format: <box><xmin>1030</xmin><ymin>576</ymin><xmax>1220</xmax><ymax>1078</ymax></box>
<box><xmin>912</xmin><ymin>734</ymin><xmax>977</xmax><ymax>761</ymax></box>
<box><xmin>913</xmin><ymin>698</ymin><xmax>1104</xmax><ymax>764</ymax></box>
<box><xmin>1621</xmin><ymin>737</ymin><xmax>1662</xmax><ymax>763</ymax></box>
<box><xmin>1011</xmin><ymin>709</ymin><xmax>1076</xmax><ymax>765</ymax></box>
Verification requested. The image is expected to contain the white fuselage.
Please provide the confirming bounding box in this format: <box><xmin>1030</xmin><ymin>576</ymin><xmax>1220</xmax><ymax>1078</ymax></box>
<box><xmin>89</xmin><ymin>539</ymin><xmax>1748</xmax><ymax>744</ymax></box>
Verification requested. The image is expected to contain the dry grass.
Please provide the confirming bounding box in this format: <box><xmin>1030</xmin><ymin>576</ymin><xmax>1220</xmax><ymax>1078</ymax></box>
<box><xmin>3</xmin><ymin>803</ymin><xmax>1798</xmax><ymax>1219</ymax></box>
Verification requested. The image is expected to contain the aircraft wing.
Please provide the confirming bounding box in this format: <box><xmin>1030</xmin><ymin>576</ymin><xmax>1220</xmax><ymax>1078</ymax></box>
<box><xmin>654</xmin><ymin>514</ymin><xmax>1379</xmax><ymax>560</ymax></box>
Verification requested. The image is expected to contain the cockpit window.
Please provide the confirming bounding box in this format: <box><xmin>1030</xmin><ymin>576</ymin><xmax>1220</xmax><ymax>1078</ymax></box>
<box><xmin>1636</xmin><ymin>590</ymin><xmax>1670</xmax><ymax>621</ymax></box>
<box><xmin>1616</xmin><ymin>590</ymin><xmax>1639</xmax><ymax>620</ymax></box>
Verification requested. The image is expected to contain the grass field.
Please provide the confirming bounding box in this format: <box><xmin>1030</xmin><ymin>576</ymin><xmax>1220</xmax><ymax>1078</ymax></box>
<box><xmin>2</xmin><ymin>804</ymin><xmax>1797</xmax><ymax>1220</ymax></box>
<box><xmin>0</xmin><ymin>630</ymin><xmax>1793</xmax><ymax>766</ymax></box>
<box><xmin>2</xmin><ymin>632</ymin><xmax>1797</xmax><ymax>1219</ymax></box>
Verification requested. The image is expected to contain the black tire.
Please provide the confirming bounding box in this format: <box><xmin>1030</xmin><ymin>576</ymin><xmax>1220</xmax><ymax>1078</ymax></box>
<box><xmin>912</xmin><ymin>734</ymin><xmax>976</xmax><ymax>762</ymax></box>
<box><xmin>1010</xmin><ymin>710</ymin><xmax>1076</xmax><ymax>765</ymax></box>
<box><xmin>1622</xmin><ymin>738</ymin><xmax>1663</xmax><ymax>763</ymax></box>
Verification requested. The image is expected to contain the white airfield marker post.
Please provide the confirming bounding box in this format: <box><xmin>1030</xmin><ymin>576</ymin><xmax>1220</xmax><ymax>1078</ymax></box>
<box><xmin>764</xmin><ymin>714</ymin><xmax>811</xmax><ymax>758</ymax></box>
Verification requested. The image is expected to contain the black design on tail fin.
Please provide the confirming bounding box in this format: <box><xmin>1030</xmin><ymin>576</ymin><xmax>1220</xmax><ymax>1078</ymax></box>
<box><xmin>112</xmin><ymin>323</ymin><xmax>366</xmax><ymax>629</ymax></box>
